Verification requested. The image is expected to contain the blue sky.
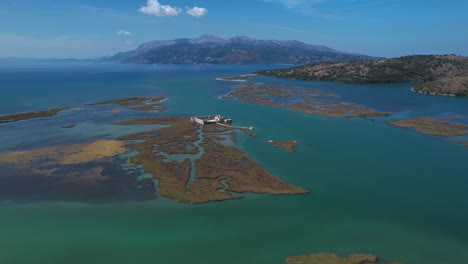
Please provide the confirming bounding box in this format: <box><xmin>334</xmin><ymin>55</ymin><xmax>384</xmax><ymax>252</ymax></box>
<box><xmin>1</xmin><ymin>0</ymin><xmax>467</xmax><ymax>58</ymax></box>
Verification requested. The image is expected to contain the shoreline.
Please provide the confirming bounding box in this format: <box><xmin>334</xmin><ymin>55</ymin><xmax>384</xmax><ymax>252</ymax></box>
<box><xmin>411</xmin><ymin>87</ymin><xmax>457</xmax><ymax>97</ymax></box>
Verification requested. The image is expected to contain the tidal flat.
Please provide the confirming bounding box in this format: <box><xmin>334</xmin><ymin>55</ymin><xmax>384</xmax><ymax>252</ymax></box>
<box><xmin>0</xmin><ymin>139</ymin><xmax>155</xmax><ymax>202</ymax></box>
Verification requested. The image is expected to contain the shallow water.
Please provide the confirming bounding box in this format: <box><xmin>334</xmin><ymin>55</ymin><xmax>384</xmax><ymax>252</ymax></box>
<box><xmin>0</xmin><ymin>63</ymin><xmax>467</xmax><ymax>264</ymax></box>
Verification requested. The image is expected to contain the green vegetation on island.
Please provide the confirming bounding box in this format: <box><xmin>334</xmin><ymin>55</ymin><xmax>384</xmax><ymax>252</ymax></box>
<box><xmin>257</xmin><ymin>55</ymin><xmax>468</xmax><ymax>96</ymax></box>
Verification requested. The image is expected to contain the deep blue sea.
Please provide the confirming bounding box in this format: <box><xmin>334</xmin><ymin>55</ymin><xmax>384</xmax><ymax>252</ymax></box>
<box><xmin>0</xmin><ymin>62</ymin><xmax>467</xmax><ymax>264</ymax></box>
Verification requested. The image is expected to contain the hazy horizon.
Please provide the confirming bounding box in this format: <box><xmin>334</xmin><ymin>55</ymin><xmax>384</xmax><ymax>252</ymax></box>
<box><xmin>1</xmin><ymin>0</ymin><xmax>468</xmax><ymax>59</ymax></box>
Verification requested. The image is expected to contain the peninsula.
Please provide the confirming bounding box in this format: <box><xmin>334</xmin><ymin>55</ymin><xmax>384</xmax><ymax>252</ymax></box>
<box><xmin>116</xmin><ymin>117</ymin><xmax>308</xmax><ymax>204</ymax></box>
<box><xmin>257</xmin><ymin>55</ymin><xmax>468</xmax><ymax>96</ymax></box>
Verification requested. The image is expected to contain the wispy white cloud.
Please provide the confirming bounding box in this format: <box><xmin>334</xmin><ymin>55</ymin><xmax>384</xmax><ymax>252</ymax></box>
<box><xmin>186</xmin><ymin>6</ymin><xmax>208</xmax><ymax>17</ymax></box>
<box><xmin>125</xmin><ymin>40</ymin><xmax>135</xmax><ymax>45</ymax></box>
<box><xmin>139</xmin><ymin>0</ymin><xmax>181</xmax><ymax>17</ymax></box>
<box><xmin>263</xmin><ymin>0</ymin><xmax>330</xmax><ymax>8</ymax></box>
<box><xmin>116</xmin><ymin>30</ymin><xmax>133</xmax><ymax>36</ymax></box>
<box><xmin>260</xmin><ymin>0</ymin><xmax>338</xmax><ymax>19</ymax></box>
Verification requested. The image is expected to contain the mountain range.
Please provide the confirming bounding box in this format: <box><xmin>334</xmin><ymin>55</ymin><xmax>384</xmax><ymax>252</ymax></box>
<box><xmin>108</xmin><ymin>35</ymin><xmax>377</xmax><ymax>64</ymax></box>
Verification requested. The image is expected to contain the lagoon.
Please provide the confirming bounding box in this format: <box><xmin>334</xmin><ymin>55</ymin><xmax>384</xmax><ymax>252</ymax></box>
<box><xmin>0</xmin><ymin>63</ymin><xmax>467</xmax><ymax>264</ymax></box>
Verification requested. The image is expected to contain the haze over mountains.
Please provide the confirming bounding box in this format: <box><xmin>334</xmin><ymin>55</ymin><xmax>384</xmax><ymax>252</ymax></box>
<box><xmin>109</xmin><ymin>35</ymin><xmax>377</xmax><ymax>64</ymax></box>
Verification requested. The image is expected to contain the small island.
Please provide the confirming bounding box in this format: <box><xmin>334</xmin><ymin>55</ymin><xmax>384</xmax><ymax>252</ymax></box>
<box><xmin>88</xmin><ymin>96</ymin><xmax>167</xmax><ymax>112</ymax></box>
<box><xmin>62</xmin><ymin>124</ymin><xmax>76</xmax><ymax>129</ymax></box>
<box><xmin>256</xmin><ymin>55</ymin><xmax>468</xmax><ymax>97</ymax></box>
<box><xmin>285</xmin><ymin>253</ymin><xmax>402</xmax><ymax>264</ymax></box>
<box><xmin>216</xmin><ymin>74</ymin><xmax>258</xmax><ymax>82</ymax></box>
<box><xmin>267</xmin><ymin>140</ymin><xmax>299</xmax><ymax>153</ymax></box>
<box><xmin>226</xmin><ymin>82</ymin><xmax>391</xmax><ymax>118</ymax></box>
<box><xmin>388</xmin><ymin>118</ymin><xmax>468</xmax><ymax>137</ymax></box>
<box><xmin>285</xmin><ymin>253</ymin><xmax>379</xmax><ymax>264</ymax></box>
<box><xmin>0</xmin><ymin>107</ymin><xmax>70</xmax><ymax>124</ymax></box>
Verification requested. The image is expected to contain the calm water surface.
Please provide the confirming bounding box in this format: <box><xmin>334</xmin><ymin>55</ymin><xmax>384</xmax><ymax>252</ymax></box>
<box><xmin>0</xmin><ymin>63</ymin><xmax>467</xmax><ymax>264</ymax></box>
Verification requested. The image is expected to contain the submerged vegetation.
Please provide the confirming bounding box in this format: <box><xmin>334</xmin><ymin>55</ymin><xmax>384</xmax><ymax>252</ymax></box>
<box><xmin>0</xmin><ymin>140</ymin><xmax>156</xmax><ymax>202</ymax></box>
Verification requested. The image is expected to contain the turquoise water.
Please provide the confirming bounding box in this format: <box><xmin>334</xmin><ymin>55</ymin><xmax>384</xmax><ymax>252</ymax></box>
<box><xmin>0</xmin><ymin>63</ymin><xmax>467</xmax><ymax>263</ymax></box>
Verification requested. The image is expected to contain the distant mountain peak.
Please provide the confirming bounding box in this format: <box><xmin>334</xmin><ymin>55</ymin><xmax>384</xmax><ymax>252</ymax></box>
<box><xmin>191</xmin><ymin>35</ymin><xmax>225</xmax><ymax>44</ymax></box>
<box><xmin>229</xmin><ymin>36</ymin><xmax>255</xmax><ymax>42</ymax></box>
<box><xmin>108</xmin><ymin>35</ymin><xmax>376</xmax><ymax>64</ymax></box>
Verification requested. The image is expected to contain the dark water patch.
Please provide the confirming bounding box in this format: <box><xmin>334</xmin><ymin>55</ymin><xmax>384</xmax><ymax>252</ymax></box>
<box><xmin>0</xmin><ymin>161</ymin><xmax>156</xmax><ymax>203</ymax></box>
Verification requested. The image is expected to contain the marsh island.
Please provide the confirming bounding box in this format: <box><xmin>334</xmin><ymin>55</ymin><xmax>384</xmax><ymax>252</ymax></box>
<box><xmin>0</xmin><ymin>107</ymin><xmax>70</xmax><ymax>124</ymax></box>
<box><xmin>89</xmin><ymin>96</ymin><xmax>167</xmax><ymax>112</ymax></box>
<box><xmin>285</xmin><ymin>253</ymin><xmax>379</xmax><ymax>264</ymax></box>
<box><xmin>267</xmin><ymin>140</ymin><xmax>299</xmax><ymax>153</ymax></box>
<box><xmin>388</xmin><ymin>118</ymin><xmax>468</xmax><ymax>137</ymax></box>
<box><xmin>226</xmin><ymin>83</ymin><xmax>391</xmax><ymax>118</ymax></box>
